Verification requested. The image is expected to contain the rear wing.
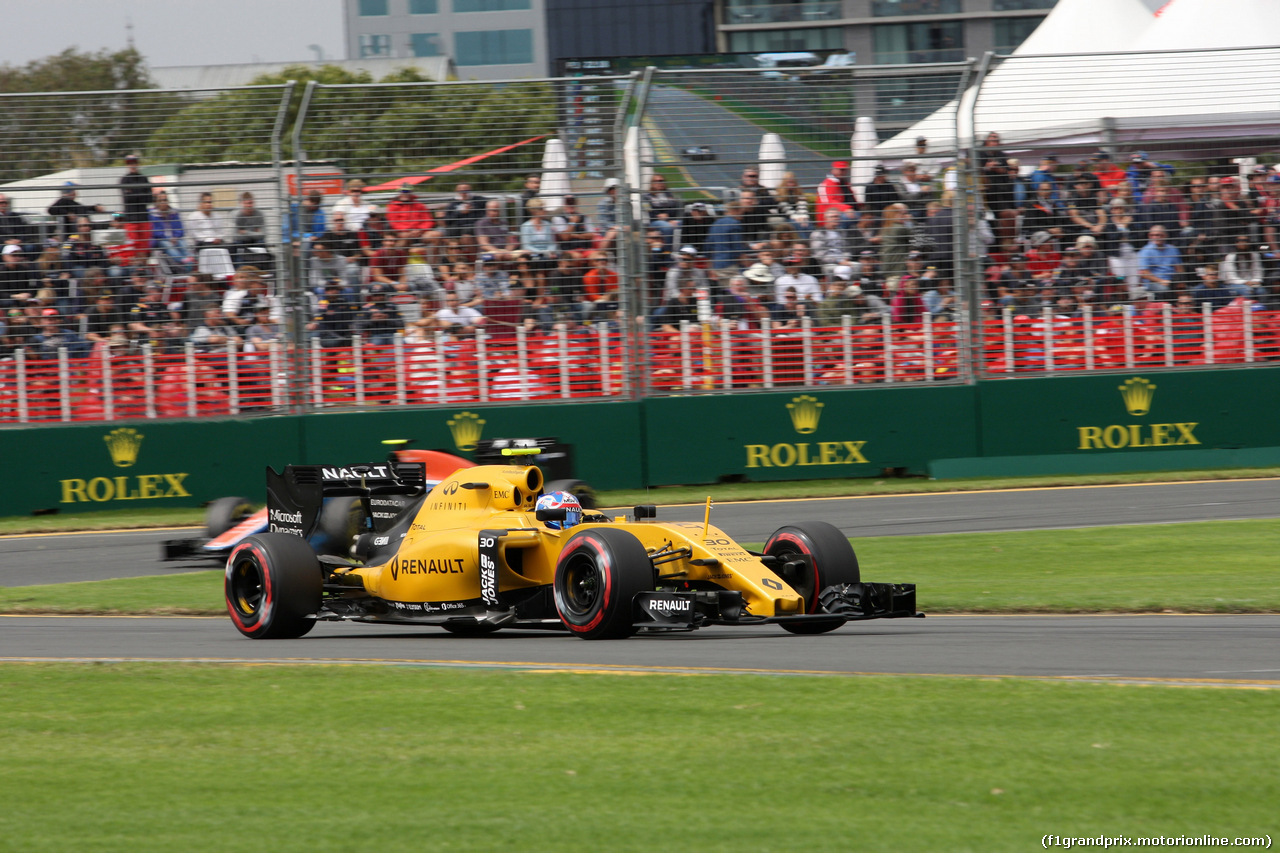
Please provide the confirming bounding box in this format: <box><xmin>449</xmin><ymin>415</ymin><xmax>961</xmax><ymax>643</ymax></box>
<box><xmin>265</xmin><ymin>461</ymin><xmax>427</xmax><ymax>539</ymax></box>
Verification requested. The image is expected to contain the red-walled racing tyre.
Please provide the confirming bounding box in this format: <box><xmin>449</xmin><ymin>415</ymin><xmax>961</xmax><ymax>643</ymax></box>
<box><xmin>553</xmin><ymin>528</ymin><xmax>653</xmax><ymax>640</ymax></box>
<box><xmin>225</xmin><ymin>533</ymin><xmax>323</xmax><ymax>639</ymax></box>
<box><xmin>763</xmin><ymin>521</ymin><xmax>860</xmax><ymax>635</ymax></box>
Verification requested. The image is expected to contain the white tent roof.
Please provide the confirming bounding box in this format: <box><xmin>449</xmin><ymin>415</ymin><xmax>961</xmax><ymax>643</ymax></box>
<box><xmin>1133</xmin><ymin>0</ymin><xmax>1280</xmax><ymax>49</ymax></box>
<box><xmin>875</xmin><ymin>0</ymin><xmax>1280</xmax><ymax>160</ymax></box>
<box><xmin>1012</xmin><ymin>0</ymin><xmax>1155</xmax><ymax>55</ymax></box>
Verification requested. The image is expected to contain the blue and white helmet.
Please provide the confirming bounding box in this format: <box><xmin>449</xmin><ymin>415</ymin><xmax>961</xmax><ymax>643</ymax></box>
<box><xmin>536</xmin><ymin>490</ymin><xmax>582</xmax><ymax>530</ymax></box>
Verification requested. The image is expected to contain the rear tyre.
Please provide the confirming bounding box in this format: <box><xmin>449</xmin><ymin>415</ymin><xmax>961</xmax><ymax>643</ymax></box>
<box><xmin>545</xmin><ymin>478</ymin><xmax>598</xmax><ymax>510</ymax></box>
<box><xmin>225</xmin><ymin>533</ymin><xmax>322</xmax><ymax>639</ymax></box>
<box><xmin>206</xmin><ymin>496</ymin><xmax>254</xmax><ymax>538</ymax></box>
<box><xmin>554</xmin><ymin>528</ymin><xmax>653</xmax><ymax>640</ymax></box>
<box><xmin>763</xmin><ymin>521</ymin><xmax>859</xmax><ymax>635</ymax></box>
<box><xmin>312</xmin><ymin>496</ymin><xmax>365</xmax><ymax>557</ymax></box>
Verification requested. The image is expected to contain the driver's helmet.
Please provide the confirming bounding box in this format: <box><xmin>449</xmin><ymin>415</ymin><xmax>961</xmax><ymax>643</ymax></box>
<box><xmin>536</xmin><ymin>490</ymin><xmax>582</xmax><ymax>530</ymax></box>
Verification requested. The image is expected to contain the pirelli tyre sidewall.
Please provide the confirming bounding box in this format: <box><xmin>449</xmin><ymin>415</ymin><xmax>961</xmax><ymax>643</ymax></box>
<box><xmin>225</xmin><ymin>533</ymin><xmax>323</xmax><ymax>639</ymax></box>
<box><xmin>553</xmin><ymin>528</ymin><xmax>653</xmax><ymax>640</ymax></box>
<box><xmin>763</xmin><ymin>521</ymin><xmax>859</xmax><ymax>634</ymax></box>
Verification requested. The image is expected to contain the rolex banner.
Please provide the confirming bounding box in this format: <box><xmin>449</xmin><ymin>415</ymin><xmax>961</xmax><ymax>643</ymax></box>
<box><xmin>643</xmin><ymin>385</ymin><xmax>979</xmax><ymax>486</ymax></box>
<box><xmin>976</xmin><ymin>367</ymin><xmax>1280</xmax><ymax>459</ymax></box>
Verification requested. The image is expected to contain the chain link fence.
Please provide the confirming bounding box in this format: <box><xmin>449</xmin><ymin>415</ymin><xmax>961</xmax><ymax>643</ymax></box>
<box><xmin>1</xmin><ymin>51</ymin><xmax>1278</xmax><ymax>425</ymax></box>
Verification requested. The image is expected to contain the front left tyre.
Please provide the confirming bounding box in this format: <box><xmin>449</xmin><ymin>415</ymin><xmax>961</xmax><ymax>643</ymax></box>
<box><xmin>226</xmin><ymin>533</ymin><xmax>323</xmax><ymax>639</ymax></box>
<box><xmin>553</xmin><ymin>528</ymin><xmax>653</xmax><ymax>640</ymax></box>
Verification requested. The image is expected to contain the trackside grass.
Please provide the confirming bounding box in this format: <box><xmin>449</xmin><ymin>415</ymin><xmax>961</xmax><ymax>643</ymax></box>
<box><xmin>1</xmin><ymin>520</ymin><xmax>1275</xmax><ymax>615</ymax></box>
<box><xmin>0</xmin><ymin>664</ymin><xmax>1275</xmax><ymax>852</ymax></box>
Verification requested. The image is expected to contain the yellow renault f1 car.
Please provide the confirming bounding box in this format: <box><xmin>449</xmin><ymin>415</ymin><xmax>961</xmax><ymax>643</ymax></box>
<box><xmin>225</xmin><ymin>451</ymin><xmax>919</xmax><ymax>640</ymax></box>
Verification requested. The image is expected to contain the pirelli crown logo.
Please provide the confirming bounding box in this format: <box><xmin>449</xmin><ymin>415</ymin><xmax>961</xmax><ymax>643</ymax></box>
<box><xmin>447</xmin><ymin>411</ymin><xmax>485</xmax><ymax>452</ymax></box>
<box><xmin>786</xmin><ymin>395</ymin><xmax>824</xmax><ymax>435</ymax></box>
<box><xmin>104</xmin><ymin>428</ymin><xmax>144</xmax><ymax>468</ymax></box>
<box><xmin>1077</xmin><ymin>376</ymin><xmax>1198</xmax><ymax>451</ymax></box>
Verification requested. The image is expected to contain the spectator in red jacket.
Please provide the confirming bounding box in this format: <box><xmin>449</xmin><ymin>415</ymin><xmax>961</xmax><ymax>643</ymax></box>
<box><xmin>385</xmin><ymin>185</ymin><xmax>435</xmax><ymax>239</ymax></box>
<box><xmin>816</xmin><ymin>160</ymin><xmax>856</xmax><ymax>223</ymax></box>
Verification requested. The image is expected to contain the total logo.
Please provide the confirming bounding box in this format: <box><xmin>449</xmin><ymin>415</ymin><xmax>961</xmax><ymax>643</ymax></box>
<box><xmin>1076</xmin><ymin>378</ymin><xmax>1200</xmax><ymax>451</ymax></box>
<box><xmin>743</xmin><ymin>395</ymin><xmax>870</xmax><ymax>469</ymax></box>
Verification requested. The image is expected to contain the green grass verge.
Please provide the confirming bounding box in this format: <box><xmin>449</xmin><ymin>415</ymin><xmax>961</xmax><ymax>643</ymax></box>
<box><xmin>4</xmin><ymin>520</ymin><xmax>1275</xmax><ymax>616</ymax></box>
<box><xmin>2</xmin><ymin>467</ymin><xmax>1276</xmax><ymax>535</ymax></box>
<box><xmin>0</xmin><ymin>664</ymin><xmax>1275</xmax><ymax>851</ymax></box>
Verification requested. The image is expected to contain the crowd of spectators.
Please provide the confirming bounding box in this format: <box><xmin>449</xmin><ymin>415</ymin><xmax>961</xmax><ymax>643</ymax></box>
<box><xmin>4</xmin><ymin>141</ymin><xmax>1278</xmax><ymax>371</ymax></box>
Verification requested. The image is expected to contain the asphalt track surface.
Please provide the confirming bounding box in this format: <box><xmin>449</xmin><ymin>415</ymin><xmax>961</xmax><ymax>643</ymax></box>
<box><xmin>1</xmin><ymin>479</ymin><xmax>1275</xmax><ymax>587</ymax></box>
<box><xmin>2</xmin><ymin>479</ymin><xmax>1277</xmax><ymax>684</ymax></box>
<box><xmin>3</xmin><ymin>614</ymin><xmax>1278</xmax><ymax>688</ymax></box>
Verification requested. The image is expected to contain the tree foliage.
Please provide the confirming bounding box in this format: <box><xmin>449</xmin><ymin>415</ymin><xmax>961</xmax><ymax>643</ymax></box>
<box><xmin>0</xmin><ymin>48</ymin><xmax>180</xmax><ymax>182</ymax></box>
<box><xmin>147</xmin><ymin>65</ymin><xmax>558</xmax><ymax>192</ymax></box>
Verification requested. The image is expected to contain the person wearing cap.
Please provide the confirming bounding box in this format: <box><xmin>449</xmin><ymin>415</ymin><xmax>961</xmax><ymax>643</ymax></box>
<box><xmin>1090</xmin><ymin>151</ymin><xmax>1126</xmax><ymax>191</ymax></box>
<box><xmin>128</xmin><ymin>283</ymin><xmax>175</xmax><ymax>348</ymax></box>
<box><xmin>385</xmin><ymin>184</ymin><xmax>435</xmax><ymax>238</ymax></box>
<box><xmin>816</xmin><ymin>160</ymin><xmax>856</xmax><ymax>223</ymax></box>
<box><xmin>474</xmin><ymin>253</ymin><xmax>512</xmax><ymax>300</ymax></box>
<box><xmin>119</xmin><ymin>153</ymin><xmax>153</xmax><ymax>263</ymax></box>
<box><xmin>862</xmin><ymin>165</ymin><xmax>901</xmax><ymax>214</ymax></box>
<box><xmin>662</xmin><ymin>246</ymin><xmax>708</xmax><ymax>303</ymax></box>
<box><xmin>306</xmin><ymin>282</ymin><xmax>359</xmax><ymax>348</ymax></box>
<box><xmin>331</xmin><ymin>179</ymin><xmax>376</xmax><ymax>232</ymax></box>
<box><xmin>0</xmin><ymin>242</ymin><xmax>35</xmax><ymax>306</ymax></box>
<box><xmin>31</xmin><ymin>306</ymin><xmax>88</xmax><ymax>359</ymax></box>
<box><xmin>47</xmin><ymin>182</ymin><xmax>105</xmax><ymax>240</ymax></box>
<box><xmin>83</xmin><ymin>291</ymin><xmax>126</xmax><ymax>347</ymax></box>
<box><xmin>358</xmin><ymin>283</ymin><xmax>404</xmax><ymax>347</ymax></box>
<box><xmin>679</xmin><ymin>202</ymin><xmax>714</xmax><ymax>254</ymax></box>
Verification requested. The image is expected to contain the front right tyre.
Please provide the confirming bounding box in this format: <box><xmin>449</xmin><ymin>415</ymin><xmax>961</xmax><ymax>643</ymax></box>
<box><xmin>763</xmin><ymin>521</ymin><xmax>860</xmax><ymax>635</ymax></box>
<box><xmin>553</xmin><ymin>528</ymin><xmax>653</xmax><ymax>640</ymax></box>
<box><xmin>226</xmin><ymin>533</ymin><xmax>322</xmax><ymax>639</ymax></box>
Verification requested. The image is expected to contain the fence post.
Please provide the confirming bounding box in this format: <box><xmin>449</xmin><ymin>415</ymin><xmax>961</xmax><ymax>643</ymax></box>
<box><xmin>1161</xmin><ymin>302</ymin><xmax>1173</xmax><ymax>367</ymax></box>
<box><xmin>720</xmin><ymin>319</ymin><xmax>733</xmax><ymax>390</ymax></box>
<box><xmin>1083</xmin><ymin>304</ymin><xmax>1095</xmax><ymax>371</ymax></box>
<box><xmin>227</xmin><ymin>339</ymin><xmax>240</xmax><ymax>415</ymax></box>
<box><xmin>269</xmin><ymin>340</ymin><xmax>284</xmax><ymax>409</ymax></box>
<box><xmin>1243</xmin><ymin>302</ymin><xmax>1255</xmax><ymax>363</ymax></box>
<box><xmin>476</xmin><ymin>329</ymin><xmax>489</xmax><ymax>404</ymax></box>
<box><xmin>679</xmin><ymin>322</ymin><xmax>693</xmax><ymax>390</ymax></box>
<box><xmin>1042</xmin><ymin>307</ymin><xmax>1054</xmax><ymax>373</ymax></box>
<box><xmin>801</xmin><ymin>315</ymin><xmax>813</xmax><ymax>386</ymax></box>
<box><xmin>58</xmin><ymin>347</ymin><xmax>70</xmax><ymax>422</ymax></box>
<box><xmin>557</xmin><ymin>325</ymin><xmax>569</xmax><ymax>399</ymax></box>
<box><xmin>143</xmin><ymin>343</ymin><xmax>156</xmax><ymax>419</ymax></box>
<box><xmin>393</xmin><ymin>334</ymin><xmax>406</xmax><ymax>407</ymax></box>
<box><xmin>882</xmin><ymin>315</ymin><xmax>895</xmax><ymax>383</ymax></box>
<box><xmin>598</xmin><ymin>324</ymin><xmax>611</xmax><ymax>396</ymax></box>
<box><xmin>923</xmin><ymin>313</ymin><xmax>935</xmax><ymax>382</ymax></box>
<box><xmin>1122</xmin><ymin>311</ymin><xmax>1134</xmax><ymax>369</ymax></box>
<box><xmin>433</xmin><ymin>330</ymin><xmax>447</xmax><ymax>403</ymax></box>
<box><xmin>310</xmin><ymin>338</ymin><xmax>323</xmax><ymax>409</ymax></box>
<box><xmin>185</xmin><ymin>342</ymin><xmax>197</xmax><ymax>417</ymax></box>
<box><xmin>841</xmin><ymin>315</ymin><xmax>853</xmax><ymax>386</ymax></box>
<box><xmin>353</xmin><ymin>334</ymin><xmax>365</xmax><ymax>407</ymax></box>
<box><xmin>761</xmin><ymin>319</ymin><xmax>774</xmax><ymax>389</ymax></box>
<box><xmin>14</xmin><ymin>349</ymin><xmax>28</xmax><ymax>423</ymax></box>
<box><xmin>1203</xmin><ymin>303</ymin><xmax>1215</xmax><ymax>365</ymax></box>
<box><xmin>100</xmin><ymin>346</ymin><xmax>113</xmax><ymax>422</ymax></box>
<box><xmin>516</xmin><ymin>326</ymin><xmax>530</xmax><ymax>402</ymax></box>
<box><xmin>1003</xmin><ymin>307</ymin><xmax>1014</xmax><ymax>373</ymax></box>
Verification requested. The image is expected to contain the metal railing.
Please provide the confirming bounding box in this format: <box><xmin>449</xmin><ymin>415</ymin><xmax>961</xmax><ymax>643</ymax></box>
<box><xmin>1</xmin><ymin>50</ymin><xmax>1278</xmax><ymax>426</ymax></box>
